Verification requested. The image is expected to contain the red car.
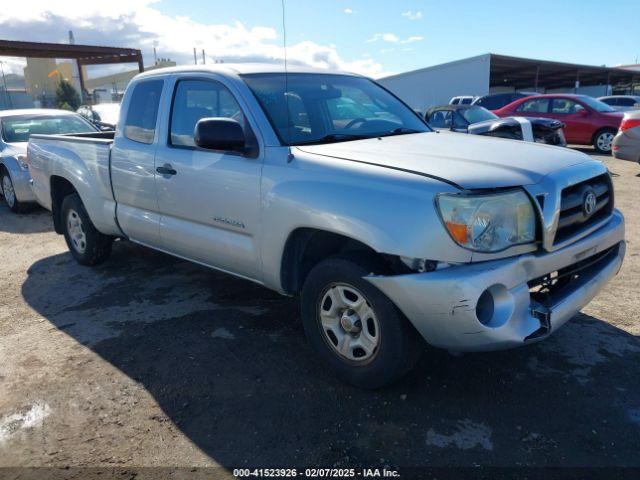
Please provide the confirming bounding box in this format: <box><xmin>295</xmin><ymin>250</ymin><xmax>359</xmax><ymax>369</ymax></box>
<box><xmin>494</xmin><ymin>94</ymin><xmax>624</xmax><ymax>153</ymax></box>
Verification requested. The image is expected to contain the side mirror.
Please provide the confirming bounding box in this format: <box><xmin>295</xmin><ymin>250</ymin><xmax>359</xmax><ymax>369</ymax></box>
<box><xmin>194</xmin><ymin>117</ymin><xmax>246</xmax><ymax>152</ymax></box>
<box><xmin>577</xmin><ymin>108</ymin><xmax>589</xmax><ymax>116</ymax></box>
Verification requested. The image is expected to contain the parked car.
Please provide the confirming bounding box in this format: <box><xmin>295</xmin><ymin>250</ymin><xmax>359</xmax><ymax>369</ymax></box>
<box><xmin>28</xmin><ymin>65</ymin><xmax>625</xmax><ymax>388</ymax></box>
<box><xmin>598</xmin><ymin>95</ymin><xmax>640</xmax><ymax>112</ymax></box>
<box><xmin>472</xmin><ymin>92</ymin><xmax>538</xmax><ymax>111</ymax></box>
<box><xmin>449</xmin><ymin>96</ymin><xmax>475</xmax><ymax>105</ymax></box>
<box><xmin>77</xmin><ymin>103</ymin><xmax>120</xmax><ymax>130</ymax></box>
<box><xmin>0</xmin><ymin>109</ymin><xmax>99</xmax><ymax>213</ymax></box>
<box><xmin>612</xmin><ymin>110</ymin><xmax>640</xmax><ymax>163</ymax></box>
<box><xmin>494</xmin><ymin>94</ymin><xmax>624</xmax><ymax>153</ymax></box>
<box><xmin>425</xmin><ymin>104</ymin><xmax>566</xmax><ymax>146</ymax></box>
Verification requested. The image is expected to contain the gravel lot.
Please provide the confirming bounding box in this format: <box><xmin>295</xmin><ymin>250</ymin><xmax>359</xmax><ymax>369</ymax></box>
<box><xmin>0</xmin><ymin>151</ymin><xmax>639</xmax><ymax>475</ymax></box>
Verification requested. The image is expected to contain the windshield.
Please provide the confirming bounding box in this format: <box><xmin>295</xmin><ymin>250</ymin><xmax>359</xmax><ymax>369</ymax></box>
<box><xmin>1</xmin><ymin>114</ymin><xmax>97</xmax><ymax>143</ymax></box>
<box><xmin>578</xmin><ymin>96</ymin><xmax>616</xmax><ymax>113</ymax></box>
<box><xmin>459</xmin><ymin>106</ymin><xmax>498</xmax><ymax>124</ymax></box>
<box><xmin>242</xmin><ymin>73</ymin><xmax>430</xmax><ymax>145</ymax></box>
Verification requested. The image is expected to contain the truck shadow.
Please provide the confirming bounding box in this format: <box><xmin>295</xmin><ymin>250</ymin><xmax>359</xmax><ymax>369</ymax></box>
<box><xmin>21</xmin><ymin>241</ymin><xmax>640</xmax><ymax>467</ymax></box>
<box><xmin>0</xmin><ymin>202</ymin><xmax>53</xmax><ymax>234</ymax></box>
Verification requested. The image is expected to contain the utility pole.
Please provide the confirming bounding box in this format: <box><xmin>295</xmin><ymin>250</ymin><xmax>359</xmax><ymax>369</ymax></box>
<box><xmin>202</xmin><ymin>49</ymin><xmax>206</xmax><ymax>65</ymax></box>
<box><xmin>193</xmin><ymin>47</ymin><xmax>197</xmax><ymax>65</ymax></box>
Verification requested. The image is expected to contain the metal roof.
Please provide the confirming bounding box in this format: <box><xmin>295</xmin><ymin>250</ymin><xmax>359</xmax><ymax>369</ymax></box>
<box><xmin>0</xmin><ymin>39</ymin><xmax>142</xmax><ymax>67</ymax></box>
<box><xmin>489</xmin><ymin>54</ymin><xmax>640</xmax><ymax>90</ymax></box>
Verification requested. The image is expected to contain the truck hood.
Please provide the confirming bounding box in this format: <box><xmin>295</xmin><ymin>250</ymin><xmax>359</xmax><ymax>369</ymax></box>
<box><xmin>296</xmin><ymin>131</ymin><xmax>592</xmax><ymax>189</ymax></box>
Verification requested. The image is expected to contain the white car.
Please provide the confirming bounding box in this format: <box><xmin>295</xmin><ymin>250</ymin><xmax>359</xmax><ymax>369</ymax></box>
<box><xmin>598</xmin><ymin>95</ymin><xmax>640</xmax><ymax>112</ymax></box>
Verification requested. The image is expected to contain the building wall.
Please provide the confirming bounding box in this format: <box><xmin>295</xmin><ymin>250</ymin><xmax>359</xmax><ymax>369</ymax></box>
<box><xmin>378</xmin><ymin>54</ymin><xmax>491</xmax><ymax>112</ymax></box>
<box><xmin>24</xmin><ymin>59</ymin><xmax>74</xmax><ymax>97</ymax></box>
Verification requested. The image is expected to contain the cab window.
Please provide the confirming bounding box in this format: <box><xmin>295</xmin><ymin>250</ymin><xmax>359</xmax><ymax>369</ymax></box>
<box><xmin>124</xmin><ymin>80</ymin><xmax>163</xmax><ymax>144</ymax></box>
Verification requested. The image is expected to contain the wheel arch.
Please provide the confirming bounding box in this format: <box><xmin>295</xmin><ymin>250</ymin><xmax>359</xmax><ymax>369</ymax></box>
<box><xmin>50</xmin><ymin>175</ymin><xmax>79</xmax><ymax>234</ymax></box>
<box><xmin>280</xmin><ymin>227</ymin><xmax>399</xmax><ymax>296</ymax></box>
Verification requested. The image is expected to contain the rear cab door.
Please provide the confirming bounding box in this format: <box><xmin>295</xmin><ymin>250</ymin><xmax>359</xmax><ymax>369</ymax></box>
<box><xmin>111</xmin><ymin>76</ymin><xmax>168</xmax><ymax>247</ymax></box>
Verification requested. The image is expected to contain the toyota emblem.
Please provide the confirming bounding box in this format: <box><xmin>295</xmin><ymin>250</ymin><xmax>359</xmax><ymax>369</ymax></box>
<box><xmin>583</xmin><ymin>190</ymin><xmax>597</xmax><ymax>217</ymax></box>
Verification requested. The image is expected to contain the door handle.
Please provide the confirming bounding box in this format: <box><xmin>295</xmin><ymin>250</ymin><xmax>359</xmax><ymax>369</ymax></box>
<box><xmin>156</xmin><ymin>164</ymin><xmax>177</xmax><ymax>176</ymax></box>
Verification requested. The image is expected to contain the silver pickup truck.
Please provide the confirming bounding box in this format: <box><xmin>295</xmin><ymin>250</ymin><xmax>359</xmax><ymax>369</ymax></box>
<box><xmin>28</xmin><ymin>64</ymin><xmax>626</xmax><ymax>388</ymax></box>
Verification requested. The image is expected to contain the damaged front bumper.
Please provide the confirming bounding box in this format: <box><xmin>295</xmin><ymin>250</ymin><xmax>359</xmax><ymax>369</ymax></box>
<box><xmin>366</xmin><ymin>210</ymin><xmax>625</xmax><ymax>351</ymax></box>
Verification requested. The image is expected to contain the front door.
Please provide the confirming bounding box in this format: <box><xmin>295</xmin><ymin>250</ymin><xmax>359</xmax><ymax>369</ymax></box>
<box><xmin>154</xmin><ymin>76</ymin><xmax>263</xmax><ymax>281</ymax></box>
<box><xmin>549</xmin><ymin>98</ymin><xmax>592</xmax><ymax>144</ymax></box>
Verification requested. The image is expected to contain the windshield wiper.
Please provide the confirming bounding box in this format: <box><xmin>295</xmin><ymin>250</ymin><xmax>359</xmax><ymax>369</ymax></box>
<box><xmin>377</xmin><ymin>127</ymin><xmax>423</xmax><ymax>137</ymax></box>
<box><xmin>290</xmin><ymin>133</ymin><xmax>371</xmax><ymax>146</ymax></box>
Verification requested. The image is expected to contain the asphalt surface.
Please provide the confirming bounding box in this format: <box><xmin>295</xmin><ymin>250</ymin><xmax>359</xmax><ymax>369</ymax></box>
<box><xmin>0</xmin><ymin>150</ymin><xmax>639</xmax><ymax>476</ymax></box>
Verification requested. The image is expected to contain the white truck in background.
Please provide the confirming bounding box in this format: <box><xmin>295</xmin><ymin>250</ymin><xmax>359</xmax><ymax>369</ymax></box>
<box><xmin>27</xmin><ymin>64</ymin><xmax>625</xmax><ymax>388</ymax></box>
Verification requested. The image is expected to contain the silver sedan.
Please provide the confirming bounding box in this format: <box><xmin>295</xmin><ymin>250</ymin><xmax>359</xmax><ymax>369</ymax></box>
<box><xmin>612</xmin><ymin>110</ymin><xmax>640</xmax><ymax>164</ymax></box>
<box><xmin>0</xmin><ymin>109</ymin><xmax>98</xmax><ymax>213</ymax></box>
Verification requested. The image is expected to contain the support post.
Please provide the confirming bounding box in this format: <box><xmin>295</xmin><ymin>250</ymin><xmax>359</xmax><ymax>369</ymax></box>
<box><xmin>76</xmin><ymin>59</ymin><xmax>87</xmax><ymax>104</ymax></box>
<box><xmin>534</xmin><ymin>65</ymin><xmax>540</xmax><ymax>92</ymax></box>
<box><xmin>137</xmin><ymin>53</ymin><xmax>144</xmax><ymax>72</ymax></box>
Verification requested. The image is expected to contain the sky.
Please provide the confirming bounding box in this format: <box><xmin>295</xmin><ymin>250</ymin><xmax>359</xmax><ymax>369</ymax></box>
<box><xmin>0</xmin><ymin>0</ymin><xmax>639</xmax><ymax>79</ymax></box>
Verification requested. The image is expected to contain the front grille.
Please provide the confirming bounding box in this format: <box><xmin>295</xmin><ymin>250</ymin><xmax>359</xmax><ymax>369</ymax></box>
<box><xmin>554</xmin><ymin>173</ymin><xmax>613</xmax><ymax>244</ymax></box>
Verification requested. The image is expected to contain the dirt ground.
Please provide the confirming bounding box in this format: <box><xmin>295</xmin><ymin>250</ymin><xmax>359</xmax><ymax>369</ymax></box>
<box><xmin>0</xmin><ymin>151</ymin><xmax>639</xmax><ymax>476</ymax></box>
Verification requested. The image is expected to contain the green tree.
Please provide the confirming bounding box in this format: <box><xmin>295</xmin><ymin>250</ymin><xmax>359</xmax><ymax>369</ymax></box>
<box><xmin>55</xmin><ymin>79</ymin><xmax>81</xmax><ymax>110</ymax></box>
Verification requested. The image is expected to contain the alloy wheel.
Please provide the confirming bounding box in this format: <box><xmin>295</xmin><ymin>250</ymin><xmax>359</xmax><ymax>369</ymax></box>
<box><xmin>596</xmin><ymin>132</ymin><xmax>614</xmax><ymax>152</ymax></box>
<box><xmin>2</xmin><ymin>175</ymin><xmax>15</xmax><ymax>208</ymax></box>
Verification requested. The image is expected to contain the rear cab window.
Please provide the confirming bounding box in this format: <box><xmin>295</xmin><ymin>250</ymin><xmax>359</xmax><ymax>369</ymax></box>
<box><xmin>124</xmin><ymin>80</ymin><xmax>164</xmax><ymax>144</ymax></box>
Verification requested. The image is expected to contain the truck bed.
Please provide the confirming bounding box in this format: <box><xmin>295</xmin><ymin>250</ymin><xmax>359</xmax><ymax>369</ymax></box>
<box><xmin>28</xmin><ymin>131</ymin><xmax>121</xmax><ymax>236</ymax></box>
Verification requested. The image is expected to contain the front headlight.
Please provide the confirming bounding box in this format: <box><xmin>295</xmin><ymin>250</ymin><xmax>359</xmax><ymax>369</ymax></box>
<box><xmin>16</xmin><ymin>154</ymin><xmax>29</xmax><ymax>171</ymax></box>
<box><xmin>436</xmin><ymin>189</ymin><xmax>536</xmax><ymax>252</ymax></box>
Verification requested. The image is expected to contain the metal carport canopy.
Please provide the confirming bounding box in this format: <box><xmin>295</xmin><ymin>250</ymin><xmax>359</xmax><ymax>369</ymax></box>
<box><xmin>0</xmin><ymin>39</ymin><xmax>144</xmax><ymax>95</ymax></box>
<box><xmin>489</xmin><ymin>54</ymin><xmax>640</xmax><ymax>91</ymax></box>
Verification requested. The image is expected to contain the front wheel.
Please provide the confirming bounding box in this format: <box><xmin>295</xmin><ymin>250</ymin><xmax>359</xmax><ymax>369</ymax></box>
<box><xmin>61</xmin><ymin>193</ymin><xmax>113</xmax><ymax>266</ymax></box>
<box><xmin>1</xmin><ymin>170</ymin><xmax>26</xmax><ymax>213</ymax></box>
<box><xmin>301</xmin><ymin>256</ymin><xmax>421</xmax><ymax>389</ymax></box>
<box><xmin>593</xmin><ymin>129</ymin><xmax>616</xmax><ymax>154</ymax></box>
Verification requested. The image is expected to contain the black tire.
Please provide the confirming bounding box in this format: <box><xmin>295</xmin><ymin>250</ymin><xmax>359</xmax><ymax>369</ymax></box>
<box><xmin>1</xmin><ymin>170</ymin><xmax>27</xmax><ymax>213</ymax></box>
<box><xmin>301</xmin><ymin>255</ymin><xmax>421</xmax><ymax>389</ymax></box>
<box><xmin>61</xmin><ymin>193</ymin><xmax>113</xmax><ymax>266</ymax></box>
<box><xmin>593</xmin><ymin>128</ymin><xmax>616</xmax><ymax>154</ymax></box>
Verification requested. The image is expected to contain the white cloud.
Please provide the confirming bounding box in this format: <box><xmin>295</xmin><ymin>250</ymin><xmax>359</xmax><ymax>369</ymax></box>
<box><xmin>344</xmin><ymin>8</ymin><xmax>355</xmax><ymax>14</ymax></box>
<box><xmin>0</xmin><ymin>0</ymin><xmax>389</xmax><ymax>78</ymax></box>
<box><xmin>401</xmin><ymin>10</ymin><xmax>423</xmax><ymax>20</ymax></box>
<box><xmin>366</xmin><ymin>33</ymin><xmax>423</xmax><ymax>45</ymax></box>
<box><xmin>400</xmin><ymin>35</ymin><xmax>424</xmax><ymax>44</ymax></box>
<box><xmin>365</xmin><ymin>33</ymin><xmax>400</xmax><ymax>44</ymax></box>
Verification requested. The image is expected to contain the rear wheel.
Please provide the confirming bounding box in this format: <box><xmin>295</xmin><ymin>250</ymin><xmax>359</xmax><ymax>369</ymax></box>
<box><xmin>593</xmin><ymin>129</ymin><xmax>616</xmax><ymax>154</ymax></box>
<box><xmin>301</xmin><ymin>255</ymin><xmax>421</xmax><ymax>388</ymax></box>
<box><xmin>61</xmin><ymin>193</ymin><xmax>113</xmax><ymax>266</ymax></box>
